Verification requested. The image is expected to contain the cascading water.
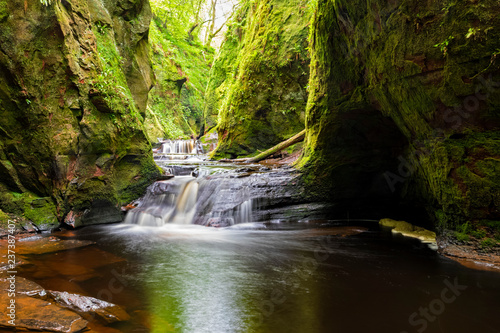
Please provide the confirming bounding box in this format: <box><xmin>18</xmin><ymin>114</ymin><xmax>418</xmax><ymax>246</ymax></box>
<box><xmin>124</xmin><ymin>177</ymin><xmax>200</xmax><ymax>226</ymax></box>
<box><xmin>125</xmin><ymin>174</ymin><xmax>257</xmax><ymax>227</ymax></box>
<box><xmin>125</xmin><ymin>139</ymin><xmax>328</xmax><ymax>227</ymax></box>
<box><xmin>125</xmin><ymin>139</ymin><xmax>259</xmax><ymax>227</ymax></box>
<box><xmin>160</xmin><ymin>139</ymin><xmax>199</xmax><ymax>154</ymax></box>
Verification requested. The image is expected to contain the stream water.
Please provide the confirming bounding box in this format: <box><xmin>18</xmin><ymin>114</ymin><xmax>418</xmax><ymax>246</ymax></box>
<box><xmin>14</xmin><ymin>145</ymin><xmax>500</xmax><ymax>333</ymax></box>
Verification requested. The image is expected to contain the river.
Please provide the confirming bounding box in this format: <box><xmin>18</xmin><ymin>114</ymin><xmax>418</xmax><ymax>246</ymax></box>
<box><xmin>14</xmin><ymin>142</ymin><xmax>500</xmax><ymax>332</ymax></box>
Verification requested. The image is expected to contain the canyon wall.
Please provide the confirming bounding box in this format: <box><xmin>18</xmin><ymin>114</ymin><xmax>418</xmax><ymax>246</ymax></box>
<box><xmin>0</xmin><ymin>0</ymin><xmax>160</xmax><ymax>229</ymax></box>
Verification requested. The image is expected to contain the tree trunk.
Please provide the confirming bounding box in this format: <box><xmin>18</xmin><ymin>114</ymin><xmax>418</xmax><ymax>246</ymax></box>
<box><xmin>205</xmin><ymin>0</ymin><xmax>217</xmax><ymax>47</ymax></box>
<box><xmin>219</xmin><ymin>129</ymin><xmax>306</xmax><ymax>163</ymax></box>
<box><xmin>246</xmin><ymin>129</ymin><xmax>305</xmax><ymax>163</ymax></box>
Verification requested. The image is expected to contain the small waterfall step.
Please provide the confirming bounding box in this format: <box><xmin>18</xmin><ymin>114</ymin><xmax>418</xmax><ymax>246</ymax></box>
<box><xmin>124</xmin><ymin>175</ymin><xmax>256</xmax><ymax>227</ymax></box>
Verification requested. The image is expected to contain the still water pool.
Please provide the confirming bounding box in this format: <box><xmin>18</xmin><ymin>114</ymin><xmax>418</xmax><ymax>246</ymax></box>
<box><xmin>18</xmin><ymin>221</ymin><xmax>500</xmax><ymax>333</ymax></box>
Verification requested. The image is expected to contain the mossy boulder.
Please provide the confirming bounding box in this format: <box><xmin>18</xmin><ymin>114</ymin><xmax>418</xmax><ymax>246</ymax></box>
<box><xmin>207</xmin><ymin>0</ymin><xmax>312</xmax><ymax>159</ymax></box>
<box><xmin>0</xmin><ymin>0</ymin><xmax>160</xmax><ymax>229</ymax></box>
<box><xmin>300</xmin><ymin>0</ymin><xmax>500</xmax><ymax>233</ymax></box>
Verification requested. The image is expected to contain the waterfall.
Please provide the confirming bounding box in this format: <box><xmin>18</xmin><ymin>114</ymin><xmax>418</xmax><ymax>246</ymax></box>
<box><xmin>124</xmin><ymin>177</ymin><xmax>201</xmax><ymax>226</ymax></box>
<box><xmin>124</xmin><ymin>176</ymin><xmax>255</xmax><ymax>227</ymax></box>
<box><xmin>160</xmin><ymin>139</ymin><xmax>199</xmax><ymax>154</ymax></box>
<box><xmin>126</xmin><ymin>141</ymin><xmax>311</xmax><ymax>227</ymax></box>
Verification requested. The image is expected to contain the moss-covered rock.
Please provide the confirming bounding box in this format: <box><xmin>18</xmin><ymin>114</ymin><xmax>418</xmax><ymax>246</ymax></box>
<box><xmin>144</xmin><ymin>16</ymin><xmax>214</xmax><ymax>142</ymax></box>
<box><xmin>301</xmin><ymin>0</ymin><xmax>500</xmax><ymax>233</ymax></box>
<box><xmin>0</xmin><ymin>0</ymin><xmax>160</xmax><ymax>229</ymax></box>
<box><xmin>207</xmin><ymin>0</ymin><xmax>312</xmax><ymax>159</ymax></box>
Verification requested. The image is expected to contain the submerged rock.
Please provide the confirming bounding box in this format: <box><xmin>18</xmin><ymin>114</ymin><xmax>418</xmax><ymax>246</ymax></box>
<box><xmin>48</xmin><ymin>291</ymin><xmax>130</xmax><ymax>324</ymax></box>
<box><xmin>16</xmin><ymin>236</ymin><xmax>94</xmax><ymax>255</ymax></box>
<box><xmin>0</xmin><ymin>275</ymin><xmax>129</xmax><ymax>330</ymax></box>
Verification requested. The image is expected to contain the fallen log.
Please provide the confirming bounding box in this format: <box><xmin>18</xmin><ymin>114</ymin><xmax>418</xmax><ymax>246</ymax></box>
<box><xmin>219</xmin><ymin>158</ymin><xmax>250</xmax><ymax>163</ymax></box>
<box><xmin>246</xmin><ymin>129</ymin><xmax>306</xmax><ymax>163</ymax></box>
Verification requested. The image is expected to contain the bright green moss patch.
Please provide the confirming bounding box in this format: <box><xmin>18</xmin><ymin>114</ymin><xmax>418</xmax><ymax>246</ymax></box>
<box><xmin>0</xmin><ymin>209</ymin><xmax>10</xmax><ymax>228</ymax></box>
<box><xmin>300</xmin><ymin>0</ymin><xmax>500</xmax><ymax>234</ymax></box>
<box><xmin>207</xmin><ymin>0</ymin><xmax>311</xmax><ymax>159</ymax></box>
<box><xmin>0</xmin><ymin>190</ymin><xmax>58</xmax><ymax>230</ymax></box>
<box><xmin>380</xmin><ymin>218</ymin><xmax>437</xmax><ymax>243</ymax></box>
<box><xmin>0</xmin><ymin>1</ymin><xmax>8</xmax><ymax>22</ymax></box>
<box><xmin>145</xmin><ymin>15</ymin><xmax>213</xmax><ymax>141</ymax></box>
<box><xmin>480</xmin><ymin>237</ymin><xmax>498</xmax><ymax>249</ymax></box>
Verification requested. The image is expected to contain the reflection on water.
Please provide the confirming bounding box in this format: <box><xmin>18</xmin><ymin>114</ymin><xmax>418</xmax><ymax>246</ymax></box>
<box><xmin>18</xmin><ymin>222</ymin><xmax>500</xmax><ymax>333</ymax></box>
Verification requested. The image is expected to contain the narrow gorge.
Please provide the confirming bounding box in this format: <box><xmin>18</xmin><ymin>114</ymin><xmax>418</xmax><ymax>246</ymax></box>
<box><xmin>0</xmin><ymin>0</ymin><xmax>499</xmax><ymax>332</ymax></box>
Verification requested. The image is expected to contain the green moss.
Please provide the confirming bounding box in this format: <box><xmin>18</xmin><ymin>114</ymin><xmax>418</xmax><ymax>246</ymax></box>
<box><xmin>0</xmin><ymin>1</ymin><xmax>8</xmax><ymax>22</ymax></box>
<box><xmin>23</xmin><ymin>197</ymin><xmax>58</xmax><ymax>230</ymax></box>
<box><xmin>300</xmin><ymin>0</ymin><xmax>500</xmax><ymax>233</ymax></box>
<box><xmin>480</xmin><ymin>237</ymin><xmax>498</xmax><ymax>249</ymax></box>
<box><xmin>145</xmin><ymin>15</ymin><xmax>213</xmax><ymax>141</ymax></box>
<box><xmin>0</xmin><ymin>189</ymin><xmax>58</xmax><ymax>230</ymax></box>
<box><xmin>207</xmin><ymin>0</ymin><xmax>311</xmax><ymax>158</ymax></box>
<box><xmin>0</xmin><ymin>209</ymin><xmax>9</xmax><ymax>228</ymax></box>
<box><xmin>92</xmin><ymin>22</ymin><xmax>143</xmax><ymax>128</ymax></box>
<box><xmin>455</xmin><ymin>232</ymin><xmax>470</xmax><ymax>243</ymax></box>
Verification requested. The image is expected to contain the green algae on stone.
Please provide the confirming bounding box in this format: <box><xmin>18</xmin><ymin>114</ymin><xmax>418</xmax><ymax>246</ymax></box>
<box><xmin>300</xmin><ymin>0</ymin><xmax>500</xmax><ymax>233</ymax></box>
<box><xmin>0</xmin><ymin>0</ymin><xmax>160</xmax><ymax>227</ymax></box>
<box><xmin>380</xmin><ymin>218</ymin><xmax>437</xmax><ymax>243</ymax></box>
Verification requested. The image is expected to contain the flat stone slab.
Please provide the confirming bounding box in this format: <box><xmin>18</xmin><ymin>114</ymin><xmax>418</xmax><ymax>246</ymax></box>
<box><xmin>48</xmin><ymin>291</ymin><xmax>130</xmax><ymax>324</ymax></box>
<box><xmin>15</xmin><ymin>236</ymin><xmax>94</xmax><ymax>255</ymax></box>
<box><xmin>0</xmin><ymin>293</ymin><xmax>88</xmax><ymax>332</ymax></box>
<box><xmin>0</xmin><ymin>276</ymin><xmax>45</xmax><ymax>297</ymax></box>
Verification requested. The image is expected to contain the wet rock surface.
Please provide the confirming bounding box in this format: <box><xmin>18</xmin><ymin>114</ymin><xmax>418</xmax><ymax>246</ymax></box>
<box><xmin>0</xmin><ymin>277</ymin><xmax>45</xmax><ymax>297</ymax></box>
<box><xmin>438</xmin><ymin>232</ymin><xmax>500</xmax><ymax>271</ymax></box>
<box><xmin>16</xmin><ymin>236</ymin><xmax>94</xmax><ymax>255</ymax></box>
<box><xmin>126</xmin><ymin>164</ymin><xmax>335</xmax><ymax>227</ymax></box>
<box><xmin>48</xmin><ymin>291</ymin><xmax>130</xmax><ymax>324</ymax></box>
<box><xmin>0</xmin><ymin>293</ymin><xmax>88</xmax><ymax>332</ymax></box>
<box><xmin>0</xmin><ymin>236</ymin><xmax>131</xmax><ymax>331</ymax></box>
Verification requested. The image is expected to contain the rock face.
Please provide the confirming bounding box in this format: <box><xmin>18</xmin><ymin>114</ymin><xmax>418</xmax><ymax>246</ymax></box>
<box><xmin>206</xmin><ymin>0</ymin><xmax>311</xmax><ymax>158</ymax></box>
<box><xmin>145</xmin><ymin>16</ymin><xmax>213</xmax><ymax>142</ymax></box>
<box><xmin>0</xmin><ymin>0</ymin><xmax>161</xmax><ymax>228</ymax></box>
<box><xmin>300</xmin><ymin>0</ymin><xmax>500</xmax><ymax>232</ymax></box>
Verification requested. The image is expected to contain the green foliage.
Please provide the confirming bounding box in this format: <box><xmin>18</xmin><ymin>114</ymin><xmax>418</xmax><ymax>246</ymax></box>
<box><xmin>150</xmin><ymin>0</ymin><xmax>204</xmax><ymax>40</ymax></box>
<box><xmin>207</xmin><ymin>0</ymin><xmax>311</xmax><ymax>158</ymax></box>
<box><xmin>92</xmin><ymin>23</ymin><xmax>144</xmax><ymax>131</ymax></box>
<box><xmin>145</xmin><ymin>11</ymin><xmax>213</xmax><ymax>140</ymax></box>
<box><xmin>434</xmin><ymin>36</ymin><xmax>454</xmax><ymax>55</ymax></box>
<box><xmin>471</xmin><ymin>229</ymin><xmax>487</xmax><ymax>239</ymax></box>
<box><xmin>465</xmin><ymin>27</ymin><xmax>493</xmax><ymax>40</ymax></box>
<box><xmin>0</xmin><ymin>1</ymin><xmax>8</xmax><ymax>22</ymax></box>
<box><xmin>455</xmin><ymin>232</ymin><xmax>470</xmax><ymax>243</ymax></box>
<box><xmin>480</xmin><ymin>238</ymin><xmax>498</xmax><ymax>249</ymax></box>
<box><xmin>39</xmin><ymin>0</ymin><xmax>51</xmax><ymax>6</ymax></box>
